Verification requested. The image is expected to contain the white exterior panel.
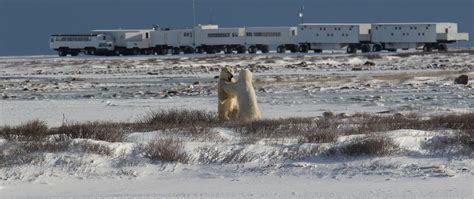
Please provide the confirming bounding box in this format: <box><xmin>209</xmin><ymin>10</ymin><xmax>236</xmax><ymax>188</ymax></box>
<box><xmin>245</xmin><ymin>27</ymin><xmax>297</xmax><ymax>45</ymax></box>
<box><xmin>297</xmin><ymin>23</ymin><xmax>371</xmax><ymax>45</ymax></box>
<box><xmin>371</xmin><ymin>23</ymin><xmax>468</xmax><ymax>43</ymax></box>
<box><xmin>194</xmin><ymin>25</ymin><xmax>245</xmax><ymax>46</ymax></box>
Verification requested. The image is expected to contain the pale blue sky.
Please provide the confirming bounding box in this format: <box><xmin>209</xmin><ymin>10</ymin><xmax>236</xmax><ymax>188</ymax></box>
<box><xmin>0</xmin><ymin>0</ymin><xmax>472</xmax><ymax>55</ymax></box>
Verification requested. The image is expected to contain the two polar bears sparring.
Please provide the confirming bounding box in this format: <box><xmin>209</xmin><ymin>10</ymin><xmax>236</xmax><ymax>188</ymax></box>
<box><xmin>218</xmin><ymin>67</ymin><xmax>261</xmax><ymax>122</ymax></box>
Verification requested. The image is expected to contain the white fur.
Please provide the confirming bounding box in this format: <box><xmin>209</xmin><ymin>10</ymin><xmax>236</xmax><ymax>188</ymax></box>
<box><xmin>222</xmin><ymin>69</ymin><xmax>261</xmax><ymax>122</ymax></box>
<box><xmin>217</xmin><ymin>67</ymin><xmax>239</xmax><ymax>121</ymax></box>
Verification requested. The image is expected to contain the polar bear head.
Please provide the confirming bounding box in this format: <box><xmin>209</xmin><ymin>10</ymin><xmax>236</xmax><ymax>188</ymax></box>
<box><xmin>220</xmin><ymin>66</ymin><xmax>235</xmax><ymax>82</ymax></box>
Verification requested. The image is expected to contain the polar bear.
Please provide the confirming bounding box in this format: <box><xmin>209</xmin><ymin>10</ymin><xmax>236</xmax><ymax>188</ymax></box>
<box><xmin>222</xmin><ymin>69</ymin><xmax>261</xmax><ymax>122</ymax></box>
<box><xmin>218</xmin><ymin>66</ymin><xmax>239</xmax><ymax>121</ymax></box>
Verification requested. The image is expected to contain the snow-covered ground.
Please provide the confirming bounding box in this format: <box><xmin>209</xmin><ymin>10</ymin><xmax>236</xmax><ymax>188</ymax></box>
<box><xmin>1</xmin><ymin>50</ymin><xmax>473</xmax><ymax>198</ymax></box>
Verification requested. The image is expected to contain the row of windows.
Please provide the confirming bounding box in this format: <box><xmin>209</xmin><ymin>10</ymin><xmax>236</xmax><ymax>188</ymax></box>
<box><xmin>376</xmin><ymin>26</ymin><xmax>431</xmax><ymax>30</ymax></box>
<box><xmin>315</xmin><ymin>33</ymin><xmax>351</xmax><ymax>37</ymax></box>
<box><xmin>207</xmin><ymin>33</ymin><xmax>240</xmax><ymax>38</ymax></box>
<box><xmin>246</xmin><ymin>32</ymin><xmax>282</xmax><ymax>37</ymax></box>
<box><xmin>54</xmin><ymin>37</ymin><xmax>93</xmax><ymax>42</ymax></box>
<box><xmin>390</xmin><ymin>32</ymin><xmax>426</xmax><ymax>36</ymax></box>
<box><xmin>183</xmin><ymin>32</ymin><xmax>193</xmax><ymax>37</ymax></box>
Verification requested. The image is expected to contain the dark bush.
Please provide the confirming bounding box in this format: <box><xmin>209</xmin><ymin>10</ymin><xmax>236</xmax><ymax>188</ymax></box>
<box><xmin>139</xmin><ymin>109</ymin><xmax>220</xmax><ymax>133</ymax></box>
<box><xmin>72</xmin><ymin>141</ymin><xmax>112</xmax><ymax>156</ymax></box>
<box><xmin>0</xmin><ymin>120</ymin><xmax>49</xmax><ymax>141</ymax></box>
<box><xmin>55</xmin><ymin>122</ymin><xmax>126</xmax><ymax>142</ymax></box>
<box><xmin>328</xmin><ymin>136</ymin><xmax>398</xmax><ymax>157</ymax></box>
<box><xmin>143</xmin><ymin>138</ymin><xmax>190</xmax><ymax>163</ymax></box>
<box><xmin>300</xmin><ymin>129</ymin><xmax>339</xmax><ymax>143</ymax></box>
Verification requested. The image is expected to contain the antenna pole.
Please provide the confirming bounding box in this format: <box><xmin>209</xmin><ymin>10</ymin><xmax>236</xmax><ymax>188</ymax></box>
<box><xmin>210</xmin><ymin>8</ymin><xmax>213</xmax><ymax>24</ymax></box>
<box><xmin>193</xmin><ymin>0</ymin><xmax>196</xmax><ymax>27</ymax></box>
<box><xmin>299</xmin><ymin>0</ymin><xmax>304</xmax><ymax>24</ymax></box>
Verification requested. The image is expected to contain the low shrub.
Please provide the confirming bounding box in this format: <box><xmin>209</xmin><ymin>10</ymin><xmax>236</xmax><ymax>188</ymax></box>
<box><xmin>0</xmin><ymin>120</ymin><xmax>49</xmax><ymax>141</ymax></box>
<box><xmin>327</xmin><ymin>136</ymin><xmax>398</xmax><ymax>157</ymax></box>
<box><xmin>143</xmin><ymin>138</ymin><xmax>190</xmax><ymax>163</ymax></box>
<box><xmin>139</xmin><ymin>109</ymin><xmax>220</xmax><ymax>133</ymax></box>
<box><xmin>72</xmin><ymin>141</ymin><xmax>112</xmax><ymax>156</ymax></box>
<box><xmin>55</xmin><ymin>122</ymin><xmax>126</xmax><ymax>142</ymax></box>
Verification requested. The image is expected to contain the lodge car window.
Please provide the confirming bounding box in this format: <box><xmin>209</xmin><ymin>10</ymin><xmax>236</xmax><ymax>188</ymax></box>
<box><xmin>208</xmin><ymin>33</ymin><xmax>230</xmax><ymax>38</ymax></box>
<box><xmin>253</xmin><ymin>32</ymin><xmax>281</xmax><ymax>37</ymax></box>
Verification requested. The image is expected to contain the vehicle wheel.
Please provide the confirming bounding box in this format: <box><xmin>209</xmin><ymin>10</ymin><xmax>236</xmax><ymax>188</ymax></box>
<box><xmin>114</xmin><ymin>49</ymin><xmax>122</xmax><ymax>56</ymax></box>
<box><xmin>289</xmin><ymin>45</ymin><xmax>298</xmax><ymax>53</ymax></box>
<box><xmin>437</xmin><ymin>44</ymin><xmax>448</xmax><ymax>52</ymax></box>
<box><xmin>160</xmin><ymin>48</ymin><xmax>168</xmax><ymax>55</ymax></box>
<box><xmin>248</xmin><ymin>46</ymin><xmax>257</xmax><ymax>54</ymax></box>
<box><xmin>206</xmin><ymin>48</ymin><xmax>216</xmax><ymax>54</ymax></box>
<box><xmin>237</xmin><ymin>46</ymin><xmax>246</xmax><ymax>54</ymax></box>
<box><xmin>372</xmin><ymin>44</ymin><xmax>382</xmax><ymax>52</ymax></box>
<box><xmin>172</xmin><ymin>47</ymin><xmax>180</xmax><ymax>55</ymax></box>
<box><xmin>90</xmin><ymin>49</ymin><xmax>96</xmax><ymax>55</ymax></box>
<box><xmin>261</xmin><ymin>45</ymin><xmax>270</xmax><ymax>53</ymax></box>
<box><xmin>361</xmin><ymin>44</ymin><xmax>371</xmax><ymax>53</ymax></box>
<box><xmin>184</xmin><ymin>47</ymin><xmax>195</xmax><ymax>54</ymax></box>
<box><xmin>132</xmin><ymin>48</ymin><xmax>140</xmax><ymax>55</ymax></box>
<box><xmin>346</xmin><ymin>45</ymin><xmax>357</xmax><ymax>54</ymax></box>
<box><xmin>71</xmin><ymin>52</ymin><xmax>79</xmax><ymax>56</ymax></box>
<box><xmin>196</xmin><ymin>47</ymin><xmax>204</xmax><ymax>54</ymax></box>
<box><xmin>299</xmin><ymin>44</ymin><xmax>309</xmax><ymax>53</ymax></box>
<box><xmin>58</xmin><ymin>49</ymin><xmax>67</xmax><ymax>57</ymax></box>
<box><xmin>224</xmin><ymin>47</ymin><xmax>233</xmax><ymax>54</ymax></box>
<box><xmin>277</xmin><ymin>46</ymin><xmax>286</xmax><ymax>53</ymax></box>
<box><xmin>423</xmin><ymin>44</ymin><xmax>432</xmax><ymax>52</ymax></box>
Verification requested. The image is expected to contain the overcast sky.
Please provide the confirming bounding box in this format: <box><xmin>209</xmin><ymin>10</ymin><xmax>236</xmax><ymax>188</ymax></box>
<box><xmin>0</xmin><ymin>0</ymin><xmax>472</xmax><ymax>55</ymax></box>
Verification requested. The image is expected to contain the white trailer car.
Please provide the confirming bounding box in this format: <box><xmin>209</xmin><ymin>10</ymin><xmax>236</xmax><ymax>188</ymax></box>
<box><xmin>194</xmin><ymin>25</ymin><xmax>247</xmax><ymax>54</ymax></box>
<box><xmin>151</xmin><ymin>28</ymin><xmax>195</xmax><ymax>55</ymax></box>
<box><xmin>371</xmin><ymin>23</ymin><xmax>469</xmax><ymax>52</ymax></box>
<box><xmin>297</xmin><ymin>23</ymin><xmax>372</xmax><ymax>53</ymax></box>
<box><xmin>92</xmin><ymin>29</ymin><xmax>154</xmax><ymax>55</ymax></box>
<box><xmin>245</xmin><ymin>27</ymin><xmax>297</xmax><ymax>53</ymax></box>
<box><xmin>49</xmin><ymin>34</ymin><xmax>114</xmax><ymax>56</ymax></box>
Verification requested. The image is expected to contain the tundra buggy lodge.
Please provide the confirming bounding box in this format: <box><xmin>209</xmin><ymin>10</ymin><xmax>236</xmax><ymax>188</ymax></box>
<box><xmin>50</xmin><ymin>23</ymin><xmax>469</xmax><ymax>56</ymax></box>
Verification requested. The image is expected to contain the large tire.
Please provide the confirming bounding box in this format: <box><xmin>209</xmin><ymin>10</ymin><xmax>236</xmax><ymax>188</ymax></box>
<box><xmin>289</xmin><ymin>45</ymin><xmax>298</xmax><ymax>53</ymax></box>
<box><xmin>224</xmin><ymin>47</ymin><xmax>233</xmax><ymax>54</ymax></box>
<box><xmin>437</xmin><ymin>44</ymin><xmax>448</xmax><ymax>52</ymax></box>
<box><xmin>361</xmin><ymin>44</ymin><xmax>371</xmax><ymax>53</ymax></box>
<box><xmin>248</xmin><ymin>46</ymin><xmax>257</xmax><ymax>54</ymax></box>
<box><xmin>132</xmin><ymin>48</ymin><xmax>140</xmax><ymax>55</ymax></box>
<box><xmin>58</xmin><ymin>49</ymin><xmax>68</xmax><ymax>57</ymax></box>
<box><xmin>114</xmin><ymin>48</ymin><xmax>122</xmax><ymax>56</ymax></box>
<box><xmin>86</xmin><ymin>48</ymin><xmax>96</xmax><ymax>56</ymax></box>
<box><xmin>277</xmin><ymin>46</ymin><xmax>286</xmax><ymax>53</ymax></box>
<box><xmin>299</xmin><ymin>44</ymin><xmax>309</xmax><ymax>53</ymax></box>
<box><xmin>184</xmin><ymin>47</ymin><xmax>195</xmax><ymax>54</ymax></box>
<box><xmin>346</xmin><ymin>45</ymin><xmax>357</xmax><ymax>54</ymax></box>
<box><xmin>71</xmin><ymin>52</ymin><xmax>79</xmax><ymax>56</ymax></box>
<box><xmin>196</xmin><ymin>47</ymin><xmax>204</xmax><ymax>54</ymax></box>
<box><xmin>237</xmin><ymin>46</ymin><xmax>246</xmax><ymax>54</ymax></box>
<box><xmin>172</xmin><ymin>47</ymin><xmax>180</xmax><ymax>55</ymax></box>
<box><xmin>261</xmin><ymin>45</ymin><xmax>270</xmax><ymax>53</ymax></box>
<box><xmin>423</xmin><ymin>44</ymin><xmax>432</xmax><ymax>52</ymax></box>
<box><xmin>372</xmin><ymin>44</ymin><xmax>382</xmax><ymax>52</ymax></box>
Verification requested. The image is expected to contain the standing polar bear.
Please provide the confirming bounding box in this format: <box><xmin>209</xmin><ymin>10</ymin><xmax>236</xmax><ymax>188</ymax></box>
<box><xmin>218</xmin><ymin>66</ymin><xmax>239</xmax><ymax>121</ymax></box>
<box><xmin>222</xmin><ymin>69</ymin><xmax>261</xmax><ymax>122</ymax></box>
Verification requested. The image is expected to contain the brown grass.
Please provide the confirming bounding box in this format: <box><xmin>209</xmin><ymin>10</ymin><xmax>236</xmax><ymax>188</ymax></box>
<box><xmin>143</xmin><ymin>138</ymin><xmax>190</xmax><ymax>163</ymax></box>
<box><xmin>0</xmin><ymin>120</ymin><xmax>50</xmax><ymax>141</ymax></box>
<box><xmin>54</xmin><ymin>122</ymin><xmax>126</xmax><ymax>142</ymax></box>
<box><xmin>326</xmin><ymin>136</ymin><xmax>398</xmax><ymax>157</ymax></box>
